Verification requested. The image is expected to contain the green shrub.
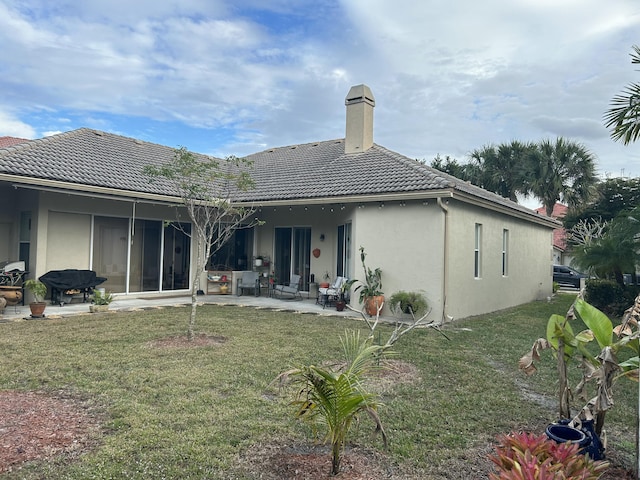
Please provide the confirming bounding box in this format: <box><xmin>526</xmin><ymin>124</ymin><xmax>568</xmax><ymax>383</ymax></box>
<box><xmin>585</xmin><ymin>279</ymin><xmax>623</xmax><ymax>311</ymax></box>
<box><xmin>585</xmin><ymin>280</ymin><xmax>639</xmax><ymax>317</ymax></box>
<box><xmin>388</xmin><ymin>290</ymin><xmax>429</xmax><ymax>316</ymax></box>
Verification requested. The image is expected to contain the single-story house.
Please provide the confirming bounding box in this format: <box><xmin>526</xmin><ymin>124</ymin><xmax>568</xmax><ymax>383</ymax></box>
<box><xmin>0</xmin><ymin>84</ymin><xmax>558</xmax><ymax>321</ymax></box>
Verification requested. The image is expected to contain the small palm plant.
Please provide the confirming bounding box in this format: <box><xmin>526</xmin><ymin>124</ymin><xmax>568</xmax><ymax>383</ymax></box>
<box><xmin>276</xmin><ymin>330</ymin><xmax>388</xmax><ymax>475</ymax></box>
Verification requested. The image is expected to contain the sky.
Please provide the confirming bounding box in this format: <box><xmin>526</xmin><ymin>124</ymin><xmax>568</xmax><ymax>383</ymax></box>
<box><xmin>1</xmin><ymin>0</ymin><xmax>639</xmax><ymax>185</ymax></box>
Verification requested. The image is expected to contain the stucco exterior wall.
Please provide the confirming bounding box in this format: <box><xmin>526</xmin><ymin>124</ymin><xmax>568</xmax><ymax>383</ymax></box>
<box><xmin>46</xmin><ymin>211</ymin><xmax>92</xmax><ymax>271</ymax></box>
<box><xmin>445</xmin><ymin>200</ymin><xmax>553</xmax><ymax>320</ymax></box>
<box><xmin>351</xmin><ymin>202</ymin><xmax>444</xmax><ymax>321</ymax></box>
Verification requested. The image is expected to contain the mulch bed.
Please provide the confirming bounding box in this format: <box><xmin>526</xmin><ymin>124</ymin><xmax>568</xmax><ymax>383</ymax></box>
<box><xmin>0</xmin><ymin>390</ymin><xmax>103</xmax><ymax>474</ymax></box>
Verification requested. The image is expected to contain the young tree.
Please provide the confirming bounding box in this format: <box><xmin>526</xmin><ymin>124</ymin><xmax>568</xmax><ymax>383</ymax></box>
<box><xmin>604</xmin><ymin>45</ymin><xmax>640</xmax><ymax>145</ymax></box>
<box><xmin>275</xmin><ymin>330</ymin><xmax>388</xmax><ymax>476</ymax></box>
<box><xmin>144</xmin><ymin>148</ymin><xmax>260</xmax><ymax>340</ymax></box>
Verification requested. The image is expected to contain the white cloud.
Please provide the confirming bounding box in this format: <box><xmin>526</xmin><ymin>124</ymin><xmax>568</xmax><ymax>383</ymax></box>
<box><xmin>0</xmin><ymin>0</ymin><xmax>639</xmax><ymax>180</ymax></box>
<box><xmin>0</xmin><ymin>110</ymin><xmax>37</xmax><ymax>138</ymax></box>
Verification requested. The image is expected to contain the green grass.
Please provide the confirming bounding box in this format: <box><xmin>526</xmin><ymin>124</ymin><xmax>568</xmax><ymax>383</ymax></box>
<box><xmin>0</xmin><ymin>295</ymin><xmax>636</xmax><ymax>478</ymax></box>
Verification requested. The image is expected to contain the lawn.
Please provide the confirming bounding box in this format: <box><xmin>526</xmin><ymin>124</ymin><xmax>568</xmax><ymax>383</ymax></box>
<box><xmin>0</xmin><ymin>294</ymin><xmax>636</xmax><ymax>479</ymax></box>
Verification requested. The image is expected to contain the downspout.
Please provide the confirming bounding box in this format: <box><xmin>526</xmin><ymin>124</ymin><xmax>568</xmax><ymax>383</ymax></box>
<box><xmin>437</xmin><ymin>197</ymin><xmax>450</xmax><ymax>323</ymax></box>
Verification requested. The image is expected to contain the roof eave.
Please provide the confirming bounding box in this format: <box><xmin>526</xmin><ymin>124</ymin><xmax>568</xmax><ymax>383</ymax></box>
<box><xmin>2</xmin><ymin>174</ymin><xmax>183</xmax><ymax>205</ymax></box>
<box><xmin>451</xmin><ymin>190</ymin><xmax>561</xmax><ymax>228</ymax></box>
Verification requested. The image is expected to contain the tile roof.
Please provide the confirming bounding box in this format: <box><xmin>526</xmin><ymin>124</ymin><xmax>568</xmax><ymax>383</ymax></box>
<box><xmin>0</xmin><ymin>128</ymin><xmax>553</xmax><ymax>224</ymax></box>
<box><xmin>0</xmin><ymin>136</ymin><xmax>30</xmax><ymax>148</ymax></box>
<box><xmin>535</xmin><ymin>203</ymin><xmax>568</xmax><ymax>250</ymax></box>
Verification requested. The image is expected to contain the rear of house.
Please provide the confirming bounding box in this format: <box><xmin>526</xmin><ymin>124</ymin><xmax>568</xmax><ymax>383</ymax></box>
<box><xmin>0</xmin><ymin>85</ymin><xmax>558</xmax><ymax>320</ymax></box>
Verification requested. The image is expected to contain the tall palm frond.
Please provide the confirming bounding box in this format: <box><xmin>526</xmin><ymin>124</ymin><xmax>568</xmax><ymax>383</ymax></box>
<box><xmin>604</xmin><ymin>45</ymin><xmax>640</xmax><ymax>145</ymax></box>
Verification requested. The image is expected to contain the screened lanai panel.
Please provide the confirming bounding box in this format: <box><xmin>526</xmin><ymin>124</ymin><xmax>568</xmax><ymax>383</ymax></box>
<box><xmin>129</xmin><ymin>219</ymin><xmax>161</xmax><ymax>292</ymax></box>
<box><xmin>93</xmin><ymin>216</ymin><xmax>128</xmax><ymax>293</ymax></box>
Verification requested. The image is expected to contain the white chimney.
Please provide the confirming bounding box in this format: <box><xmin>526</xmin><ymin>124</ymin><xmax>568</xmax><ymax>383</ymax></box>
<box><xmin>344</xmin><ymin>84</ymin><xmax>375</xmax><ymax>154</ymax></box>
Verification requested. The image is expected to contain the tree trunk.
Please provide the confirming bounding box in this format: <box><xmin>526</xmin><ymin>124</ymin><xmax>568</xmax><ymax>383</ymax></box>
<box><xmin>331</xmin><ymin>440</ymin><xmax>342</xmax><ymax>475</ymax></box>
<box><xmin>557</xmin><ymin>338</ymin><xmax>571</xmax><ymax>419</ymax></box>
<box><xmin>188</xmin><ymin>281</ymin><xmax>197</xmax><ymax>341</ymax></box>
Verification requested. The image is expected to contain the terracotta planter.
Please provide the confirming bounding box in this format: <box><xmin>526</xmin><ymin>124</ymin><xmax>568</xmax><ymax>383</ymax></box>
<box><xmin>0</xmin><ymin>286</ymin><xmax>23</xmax><ymax>306</ymax></box>
<box><xmin>319</xmin><ymin>282</ymin><xmax>330</xmax><ymax>289</ymax></box>
<box><xmin>335</xmin><ymin>300</ymin><xmax>346</xmax><ymax>312</ymax></box>
<box><xmin>364</xmin><ymin>295</ymin><xmax>385</xmax><ymax>316</ymax></box>
<box><xmin>29</xmin><ymin>302</ymin><xmax>46</xmax><ymax>318</ymax></box>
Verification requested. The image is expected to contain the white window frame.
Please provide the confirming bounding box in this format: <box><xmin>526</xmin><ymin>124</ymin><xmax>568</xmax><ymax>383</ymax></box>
<box><xmin>474</xmin><ymin>223</ymin><xmax>482</xmax><ymax>279</ymax></box>
<box><xmin>502</xmin><ymin>229</ymin><xmax>509</xmax><ymax>277</ymax></box>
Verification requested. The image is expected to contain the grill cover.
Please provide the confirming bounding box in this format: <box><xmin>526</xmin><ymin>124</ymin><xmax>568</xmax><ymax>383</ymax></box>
<box><xmin>39</xmin><ymin>270</ymin><xmax>107</xmax><ymax>290</ymax></box>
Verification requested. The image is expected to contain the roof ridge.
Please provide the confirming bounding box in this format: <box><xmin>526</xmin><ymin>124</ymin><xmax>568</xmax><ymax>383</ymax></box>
<box><xmin>258</xmin><ymin>138</ymin><xmax>345</xmax><ymax>153</ymax></box>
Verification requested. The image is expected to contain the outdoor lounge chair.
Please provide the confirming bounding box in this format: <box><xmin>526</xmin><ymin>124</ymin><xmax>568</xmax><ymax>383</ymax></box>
<box><xmin>274</xmin><ymin>274</ymin><xmax>301</xmax><ymax>299</ymax></box>
<box><xmin>236</xmin><ymin>271</ymin><xmax>260</xmax><ymax>296</ymax></box>
<box><xmin>317</xmin><ymin>276</ymin><xmax>346</xmax><ymax>308</ymax></box>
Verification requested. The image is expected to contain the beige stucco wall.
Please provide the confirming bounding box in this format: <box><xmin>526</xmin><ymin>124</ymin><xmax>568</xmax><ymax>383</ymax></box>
<box><xmin>351</xmin><ymin>202</ymin><xmax>445</xmax><ymax>321</ymax></box>
<box><xmin>46</xmin><ymin>211</ymin><xmax>92</xmax><ymax>271</ymax></box>
<box><xmin>445</xmin><ymin>200</ymin><xmax>553</xmax><ymax>320</ymax></box>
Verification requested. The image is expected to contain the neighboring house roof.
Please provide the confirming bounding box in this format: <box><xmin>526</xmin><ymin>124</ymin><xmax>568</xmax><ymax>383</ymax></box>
<box><xmin>535</xmin><ymin>203</ymin><xmax>568</xmax><ymax>251</ymax></box>
<box><xmin>0</xmin><ymin>136</ymin><xmax>29</xmax><ymax>148</ymax></box>
<box><xmin>0</xmin><ymin>127</ymin><xmax>558</xmax><ymax>228</ymax></box>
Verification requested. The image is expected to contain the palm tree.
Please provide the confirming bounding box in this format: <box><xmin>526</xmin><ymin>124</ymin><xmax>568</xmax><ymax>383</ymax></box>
<box><xmin>469</xmin><ymin>141</ymin><xmax>534</xmax><ymax>201</ymax></box>
<box><xmin>276</xmin><ymin>331</ymin><xmax>388</xmax><ymax>475</ymax></box>
<box><xmin>526</xmin><ymin>138</ymin><xmax>597</xmax><ymax>216</ymax></box>
<box><xmin>604</xmin><ymin>45</ymin><xmax>640</xmax><ymax>145</ymax></box>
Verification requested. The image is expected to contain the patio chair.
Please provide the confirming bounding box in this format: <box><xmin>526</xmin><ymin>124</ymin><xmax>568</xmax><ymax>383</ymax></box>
<box><xmin>317</xmin><ymin>276</ymin><xmax>346</xmax><ymax>308</ymax></box>
<box><xmin>274</xmin><ymin>274</ymin><xmax>302</xmax><ymax>299</ymax></box>
<box><xmin>236</xmin><ymin>271</ymin><xmax>260</xmax><ymax>296</ymax></box>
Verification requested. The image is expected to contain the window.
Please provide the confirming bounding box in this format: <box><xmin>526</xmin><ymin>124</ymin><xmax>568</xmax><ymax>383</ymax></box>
<box><xmin>336</xmin><ymin>223</ymin><xmax>352</xmax><ymax>279</ymax></box>
<box><xmin>19</xmin><ymin>211</ymin><xmax>31</xmax><ymax>272</ymax></box>
<box><xmin>502</xmin><ymin>229</ymin><xmax>509</xmax><ymax>276</ymax></box>
<box><xmin>474</xmin><ymin>223</ymin><xmax>482</xmax><ymax>278</ymax></box>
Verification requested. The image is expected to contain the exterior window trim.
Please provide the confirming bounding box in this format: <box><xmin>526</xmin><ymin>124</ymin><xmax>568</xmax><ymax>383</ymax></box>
<box><xmin>502</xmin><ymin>228</ymin><xmax>509</xmax><ymax>277</ymax></box>
<box><xmin>474</xmin><ymin>223</ymin><xmax>482</xmax><ymax>279</ymax></box>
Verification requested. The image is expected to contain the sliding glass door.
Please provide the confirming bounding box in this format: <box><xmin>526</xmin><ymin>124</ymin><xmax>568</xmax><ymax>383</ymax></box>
<box><xmin>92</xmin><ymin>216</ymin><xmax>191</xmax><ymax>293</ymax></box>
<box><xmin>274</xmin><ymin>227</ymin><xmax>311</xmax><ymax>290</ymax></box>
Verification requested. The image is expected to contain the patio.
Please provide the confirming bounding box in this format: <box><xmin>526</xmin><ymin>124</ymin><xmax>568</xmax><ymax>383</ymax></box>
<box><xmin>0</xmin><ymin>291</ymin><xmax>366</xmax><ymax>323</ymax></box>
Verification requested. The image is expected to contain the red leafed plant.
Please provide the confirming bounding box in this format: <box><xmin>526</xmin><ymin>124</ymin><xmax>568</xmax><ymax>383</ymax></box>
<box><xmin>488</xmin><ymin>432</ymin><xmax>609</xmax><ymax>480</ymax></box>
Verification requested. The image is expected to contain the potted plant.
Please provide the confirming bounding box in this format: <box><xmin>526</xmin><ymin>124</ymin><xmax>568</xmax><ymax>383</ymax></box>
<box><xmin>335</xmin><ymin>281</ymin><xmax>350</xmax><ymax>312</ymax></box>
<box><xmin>348</xmin><ymin>247</ymin><xmax>383</xmax><ymax>316</ymax></box>
<box><xmin>319</xmin><ymin>271</ymin><xmax>331</xmax><ymax>289</ymax></box>
<box><xmin>90</xmin><ymin>289</ymin><xmax>113</xmax><ymax>313</ymax></box>
<box><xmin>0</xmin><ymin>271</ymin><xmax>25</xmax><ymax>306</ymax></box>
<box><xmin>389</xmin><ymin>290</ymin><xmax>429</xmax><ymax>317</ymax></box>
<box><xmin>23</xmin><ymin>279</ymin><xmax>47</xmax><ymax>318</ymax></box>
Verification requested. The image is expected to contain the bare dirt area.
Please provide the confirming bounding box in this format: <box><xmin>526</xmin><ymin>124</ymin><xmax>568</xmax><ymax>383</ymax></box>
<box><xmin>0</xmin><ymin>390</ymin><xmax>103</xmax><ymax>475</ymax></box>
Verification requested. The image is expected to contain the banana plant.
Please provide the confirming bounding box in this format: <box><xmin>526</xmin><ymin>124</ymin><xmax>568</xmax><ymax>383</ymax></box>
<box><xmin>520</xmin><ymin>294</ymin><xmax>639</xmax><ymax>437</ymax></box>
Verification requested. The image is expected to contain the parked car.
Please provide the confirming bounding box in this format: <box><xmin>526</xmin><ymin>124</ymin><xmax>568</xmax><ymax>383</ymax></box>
<box><xmin>553</xmin><ymin>265</ymin><xmax>588</xmax><ymax>289</ymax></box>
